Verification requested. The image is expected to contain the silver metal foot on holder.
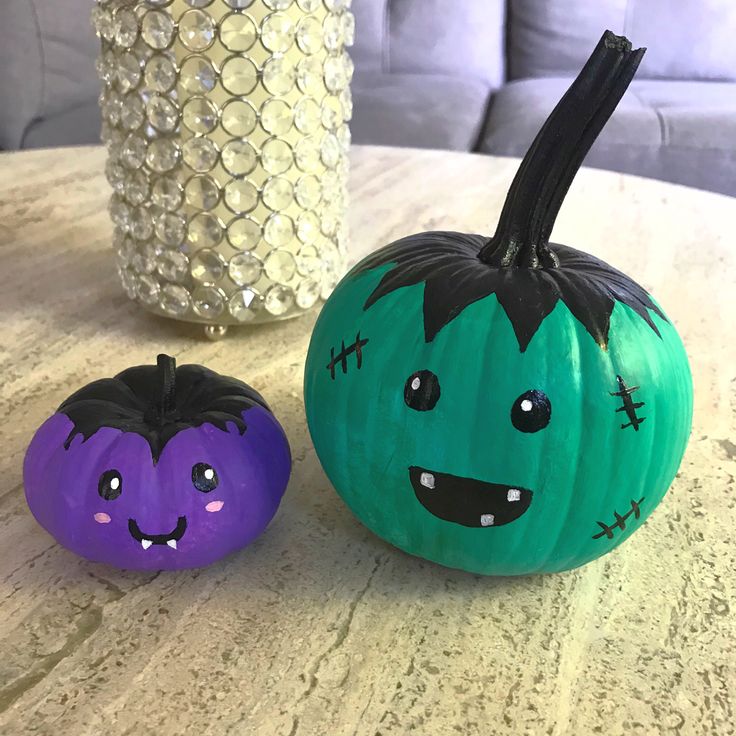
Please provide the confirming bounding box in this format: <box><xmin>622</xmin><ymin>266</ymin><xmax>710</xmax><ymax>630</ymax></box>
<box><xmin>204</xmin><ymin>325</ymin><xmax>229</xmax><ymax>341</ymax></box>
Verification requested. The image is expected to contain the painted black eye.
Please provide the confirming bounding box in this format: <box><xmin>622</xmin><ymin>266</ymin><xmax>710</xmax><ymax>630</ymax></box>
<box><xmin>404</xmin><ymin>370</ymin><xmax>441</xmax><ymax>411</ymax></box>
<box><xmin>511</xmin><ymin>390</ymin><xmax>551</xmax><ymax>433</ymax></box>
<box><xmin>98</xmin><ymin>469</ymin><xmax>122</xmax><ymax>500</ymax></box>
<box><xmin>192</xmin><ymin>463</ymin><xmax>219</xmax><ymax>493</ymax></box>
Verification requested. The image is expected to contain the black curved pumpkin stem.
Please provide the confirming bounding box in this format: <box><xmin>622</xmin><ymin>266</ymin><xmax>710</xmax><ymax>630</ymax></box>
<box><xmin>478</xmin><ymin>30</ymin><xmax>645</xmax><ymax>269</ymax></box>
<box><xmin>156</xmin><ymin>353</ymin><xmax>177</xmax><ymax>417</ymax></box>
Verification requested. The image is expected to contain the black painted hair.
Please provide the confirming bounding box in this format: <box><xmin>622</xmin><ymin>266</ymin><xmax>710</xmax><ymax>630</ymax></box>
<box><xmin>58</xmin><ymin>355</ymin><xmax>269</xmax><ymax>462</ymax></box>
<box><xmin>352</xmin><ymin>32</ymin><xmax>666</xmax><ymax>352</ymax></box>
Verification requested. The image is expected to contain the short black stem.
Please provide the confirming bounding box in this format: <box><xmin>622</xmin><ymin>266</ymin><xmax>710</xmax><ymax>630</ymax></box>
<box><xmin>479</xmin><ymin>30</ymin><xmax>645</xmax><ymax>269</ymax></box>
<box><xmin>156</xmin><ymin>353</ymin><xmax>177</xmax><ymax>417</ymax></box>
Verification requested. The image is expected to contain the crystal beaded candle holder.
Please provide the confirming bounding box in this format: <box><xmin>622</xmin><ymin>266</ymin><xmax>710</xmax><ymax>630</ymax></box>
<box><xmin>93</xmin><ymin>0</ymin><xmax>354</xmax><ymax>338</ymax></box>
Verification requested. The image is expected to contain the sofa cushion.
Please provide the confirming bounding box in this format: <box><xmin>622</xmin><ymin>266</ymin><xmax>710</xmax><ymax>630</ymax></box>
<box><xmin>350</xmin><ymin>0</ymin><xmax>388</xmax><ymax>72</ymax></box>
<box><xmin>507</xmin><ymin>0</ymin><xmax>736</xmax><ymax>82</ymax></box>
<box><xmin>351</xmin><ymin>0</ymin><xmax>505</xmax><ymax>86</ymax></box>
<box><xmin>22</xmin><ymin>101</ymin><xmax>102</xmax><ymax>150</ymax></box>
<box><xmin>0</xmin><ymin>0</ymin><xmax>99</xmax><ymax>149</ymax></box>
<box><xmin>480</xmin><ymin>77</ymin><xmax>736</xmax><ymax>197</ymax></box>
<box><xmin>352</xmin><ymin>70</ymin><xmax>492</xmax><ymax>151</ymax></box>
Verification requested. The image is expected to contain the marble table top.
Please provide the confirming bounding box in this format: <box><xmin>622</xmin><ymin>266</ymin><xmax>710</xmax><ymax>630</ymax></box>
<box><xmin>0</xmin><ymin>144</ymin><xmax>734</xmax><ymax>735</ymax></box>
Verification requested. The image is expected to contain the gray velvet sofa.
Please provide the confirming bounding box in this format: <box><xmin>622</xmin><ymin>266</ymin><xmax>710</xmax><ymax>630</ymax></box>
<box><xmin>351</xmin><ymin>0</ymin><xmax>736</xmax><ymax>197</ymax></box>
<box><xmin>1</xmin><ymin>0</ymin><xmax>735</xmax><ymax>196</ymax></box>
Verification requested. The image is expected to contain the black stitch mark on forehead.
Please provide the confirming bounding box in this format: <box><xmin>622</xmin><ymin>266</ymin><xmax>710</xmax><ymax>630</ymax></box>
<box><xmin>327</xmin><ymin>332</ymin><xmax>369</xmax><ymax>380</ymax></box>
<box><xmin>610</xmin><ymin>375</ymin><xmax>645</xmax><ymax>431</ymax></box>
<box><xmin>592</xmin><ymin>498</ymin><xmax>644</xmax><ymax>539</ymax></box>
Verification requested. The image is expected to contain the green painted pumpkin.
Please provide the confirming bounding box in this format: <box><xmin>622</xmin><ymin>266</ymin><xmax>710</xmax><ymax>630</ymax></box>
<box><xmin>304</xmin><ymin>32</ymin><xmax>693</xmax><ymax>575</ymax></box>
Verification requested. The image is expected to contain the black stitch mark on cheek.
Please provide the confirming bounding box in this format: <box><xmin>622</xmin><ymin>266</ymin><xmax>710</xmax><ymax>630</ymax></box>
<box><xmin>326</xmin><ymin>332</ymin><xmax>369</xmax><ymax>380</ymax></box>
<box><xmin>610</xmin><ymin>375</ymin><xmax>645</xmax><ymax>431</ymax></box>
<box><xmin>592</xmin><ymin>497</ymin><xmax>645</xmax><ymax>539</ymax></box>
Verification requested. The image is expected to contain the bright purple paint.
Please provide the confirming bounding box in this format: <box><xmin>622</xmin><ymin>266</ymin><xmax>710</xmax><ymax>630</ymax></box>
<box><xmin>24</xmin><ymin>405</ymin><xmax>291</xmax><ymax>570</ymax></box>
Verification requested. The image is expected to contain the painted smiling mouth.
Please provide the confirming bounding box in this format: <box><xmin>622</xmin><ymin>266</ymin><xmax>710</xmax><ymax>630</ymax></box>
<box><xmin>128</xmin><ymin>516</ymin><xmax>187</xmax><ymax>550</ymax></box>
<box><xmin>409</xmin><ymin>467</ymin><xmax>533</xmax><ymax>528</ymax></box>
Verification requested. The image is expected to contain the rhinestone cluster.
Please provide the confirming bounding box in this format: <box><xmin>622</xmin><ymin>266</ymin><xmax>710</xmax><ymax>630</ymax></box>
<box><xmin>94</xmin><ymin>0</ymin><xmax>353</xmax><ymax>325</ymax></box>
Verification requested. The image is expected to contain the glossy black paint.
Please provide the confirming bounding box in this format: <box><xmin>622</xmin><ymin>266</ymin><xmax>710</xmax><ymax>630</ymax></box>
<box><xmin>59</xmin><ymin>354</ymin><xmax>269</xmax><ymax>462</ymax></box>
<box><xmin>353</xmin><ymin>234</ymin><xmax>666</xmax><ymax>352</ymax></box>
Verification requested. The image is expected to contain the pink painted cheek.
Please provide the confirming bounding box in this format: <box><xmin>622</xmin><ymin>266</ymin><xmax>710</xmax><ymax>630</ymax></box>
<box><xmin>94</xmin><ymin>512</ymin><xmax>112</xmax><ymax>524</ymax></box>
<box><xmin>205</xmin><ymin>500</ymin><xmax>224</xmax><ymax>513</ymax></box>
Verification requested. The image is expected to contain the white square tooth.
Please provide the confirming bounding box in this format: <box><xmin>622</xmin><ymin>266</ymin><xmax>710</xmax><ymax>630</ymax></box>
<box><xmin>480</xmin><ymin>514</ymin><xmax>495</xmax><ymax>527</ymax></box>
<box><xmin>167</xmin><ymin>540</ymin><xmax>177</xmax><ymax>550</ymax></box>
<box><xmin>507</xmin><ymin>489</ymin><xmax>521</xmax><ymax>502</ymax></box>
<box><xmin>141</xmin><ymin>539</ymin><xmax>153</xmax><ymax>550</ymax></box>
<box><xmin>420</xmin><ymin>472</ymin><xmax>435</xmax><ymax>490</ymax></box>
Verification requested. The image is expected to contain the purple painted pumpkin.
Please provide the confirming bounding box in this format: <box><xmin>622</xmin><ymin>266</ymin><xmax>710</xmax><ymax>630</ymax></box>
<box><xmin>24</xmin><ymin>355</ymin><xmax>291</xmax><ymax>570</ymax></box>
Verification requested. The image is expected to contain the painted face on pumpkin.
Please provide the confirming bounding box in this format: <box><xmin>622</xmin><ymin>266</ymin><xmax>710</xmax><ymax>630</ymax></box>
<box><xmin>24</xmin><ymin>357</ymin><xmax>291</xmax><ymax>571</ymax></box>
<box><xmin>305</xmin><ymin>33</ymin><xmax>692</xmax><ymax>576</ymax></box>
<box><xmin>405</xmin><ymin>379</ymin><xmax>545</xmax><ymax>529</ymax></box>
<box><xmin>305</xmin><ymin>256</ymin><xmax>692</xmax><ymax>575</ymax></box>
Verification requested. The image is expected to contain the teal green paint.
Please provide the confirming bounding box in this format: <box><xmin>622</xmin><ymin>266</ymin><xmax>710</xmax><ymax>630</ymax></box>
<box><xmin>304</xmin><ymin>265</ymin><xmax>693</xmax><ymax>575</ymax></box>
